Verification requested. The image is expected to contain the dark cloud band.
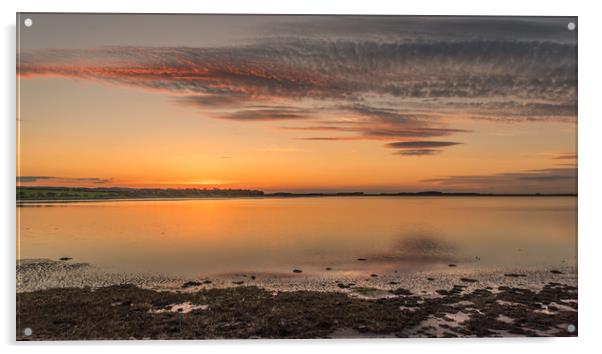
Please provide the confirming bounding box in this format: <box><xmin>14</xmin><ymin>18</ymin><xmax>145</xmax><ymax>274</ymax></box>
<box><xmin>387</xmin><ymin>141</ymin><xmax>462</xmax><ymax>149</ymax></box>
<box><xmin>17</xmin><ymin>176</ymin><xmax>112</xmax><ymax>184</ymax></box>
<box><xmin>423</xmin><ymin>167</ymin><xmax>577</xmax><ymax>193</ymax></box>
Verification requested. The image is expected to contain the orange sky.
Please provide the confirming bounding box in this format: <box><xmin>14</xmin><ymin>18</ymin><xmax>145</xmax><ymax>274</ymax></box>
<box><xmin>16</xmin><ymin>15</ymin><xmax>577</xmax><ymax>193</ymax></box>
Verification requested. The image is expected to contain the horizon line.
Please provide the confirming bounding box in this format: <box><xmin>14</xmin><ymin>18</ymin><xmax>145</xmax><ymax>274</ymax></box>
<box><xmin>16</xmin><ymin>185</ymin><xmax>578</xmax><ymax>197</ymax></box>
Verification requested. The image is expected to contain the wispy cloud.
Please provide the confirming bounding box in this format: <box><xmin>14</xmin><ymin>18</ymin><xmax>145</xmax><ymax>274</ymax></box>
<box><xmin>423</xmin><ymin>167</ymin><xmax>577</xmax><ymax>193</ymax></box>
<box><xmin>395</xmin><ymin>149</ymin><xmax>442</xmax><ymax>156</ymax></box>
<box><xmin>17</xmin><ymin>17</ymin><xmax>576</xmax><ymax>156</ymax></box>
<box><xmin>16</xmin><ymin>176</ymin><xmax>112</xmax><ymax>184</ymax></box>
<box><xmin>298</xmin><ymin>137</ymin><xmax>352</xmax><ymax>141</ymax></box>
<box><xmin>554</xmin><ymin>153</ymin><xmax>578</xmax><ymax>160</ymax></box>
<box><xmin>18</xmin><ymin>41</ymin><xmax>577</xmax><ymax>115</ymax></box>
<box><xmin>386</xmin><ymin>141</ymin><xmax>461</xmax><ymax>157</ymax></box>
<box><xmin>219</xmin><ymin>107</ymin><xmax>314</xmax><ymax>121</ymax></box>
<box><xmin>386</xmin><ymin>141</ymin><xmax>462</xmax><ymax>149</ymax></box>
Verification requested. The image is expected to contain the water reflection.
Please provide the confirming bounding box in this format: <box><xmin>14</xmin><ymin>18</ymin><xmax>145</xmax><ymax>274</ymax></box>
<box><xmin>371</xmin><ymin>235</ymin><xmax>458</xmax><ymax>264</ymax></box>
<box><xmin>17</xmin><ymin>197</ymin><xmax>577</xmax><ymax>276</ymax></box>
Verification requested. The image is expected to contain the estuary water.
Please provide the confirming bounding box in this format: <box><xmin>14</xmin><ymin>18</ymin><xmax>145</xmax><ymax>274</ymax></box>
<box><xmin>17</xmin><ymin>196</ymin><xmax>577</xmax><ymax>277</ymax></box>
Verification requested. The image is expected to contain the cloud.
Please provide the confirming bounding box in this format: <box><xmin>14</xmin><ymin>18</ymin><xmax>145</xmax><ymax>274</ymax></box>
<box><xmin>423</xmin><ymin>167</ymin><xmax>577</xmax><ymax>193</ymax></box>
<box><xmin>219</xmin><ymin>107</ymin><xmax>313</xmax><ymax>121</ymax></box>
<box><xmin>18</xmin><ymin>40</ymin><xmax>576</xmax><ymax>121</ymax></box>
<box><xmin>386</xmin><ymin>141</ymin><xmax>462</xmax><ymax>149</ymax></box>
<box><xmin>284</xmin><ymin>117</ymin><xmax>472</xmax><ymax>148</ymax></box>
<box><xmin>268</xmin><ymin>16</ymin><xmax>576</xmax><ymax>44</ymax></box>
<box><xmin>347</xmin><ymin>105</ymin><xmax>423</xmax><ymax>124</ymax></box>
<box><xmin>16</xmin><ymin>176</ymin><xmax>112</xmax><ymax>184</ymax></box>
<box><xmin>395</xmin><ymin>149</ymin><xmax>442</xmax><ymax>156</ymax></box>
<box><xmin>554</xmin><ymin>153</ymin><xmax>578</xmax><ymax>160</ymax></box>
<box><xmin>174</xmin><ymin>94</ymin><xmax>250</xmax><ymax>108</ymax></box>
<box><xmin>17</xmin><ymin>17</ymin><xmax>576</xmax><ymax>156</ymax></box>
<box><xmin>280</xmin><ymin>126</ymin><xmax>352</xmax><ymax>132</ymax></box>
<box><xmin>362</xmin><ymin>128</ymin><xmax>471</xmax><ymax>138</ymax></box>
<box><xmin>298</xmin><ymin>137</ymin><xmax>352</xmax><ymax>141</ymax></box>
<box><xmin>518</xmin><ymin>174</ymin><xmax>574</xmax><ymax>181</ymax></box>
<box><xmin>297</xmin><ymin>130</ymin><xmax>469</xmax><ymax>142</ymax></box>
<box><xmin>16</xmin><ymin>176</ymin><xmax>53</xmax><ymax>183</ymax></box>
<box><xmin>386</xmin><ymin>141</ymin><xmax>461</xmax><ymax>157</ymax></box>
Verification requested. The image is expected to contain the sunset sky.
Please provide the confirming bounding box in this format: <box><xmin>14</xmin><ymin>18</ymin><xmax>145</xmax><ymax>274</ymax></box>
<box><xmin>16</xmin><ymin>15</ymin><xmax>577</xmax><ymax>193</ymax></box>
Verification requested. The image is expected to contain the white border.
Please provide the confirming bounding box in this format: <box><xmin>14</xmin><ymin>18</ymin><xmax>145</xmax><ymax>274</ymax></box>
<box><xmin>2</xmin><ymin>1</ymin><xmax>601</xmax><ymax>353</ymax></box>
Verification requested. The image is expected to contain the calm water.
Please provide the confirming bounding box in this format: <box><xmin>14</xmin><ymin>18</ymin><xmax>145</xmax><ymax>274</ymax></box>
<box><xmin>17</xmin><ymin>197</ymin><xmax>577</xmax><ymax>276</ymax></box>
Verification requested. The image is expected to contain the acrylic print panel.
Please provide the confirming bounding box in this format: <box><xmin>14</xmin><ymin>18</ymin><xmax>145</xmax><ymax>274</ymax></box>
<box><xmin>16</xmin><ymin>14</ymin><xmax>577</xmax><ymax>340</ymax></box>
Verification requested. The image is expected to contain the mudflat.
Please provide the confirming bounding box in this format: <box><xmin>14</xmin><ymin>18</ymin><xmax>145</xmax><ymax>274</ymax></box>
<box><xmin>16</xmin><ymin>259</ymin><xmax>577</xmax><ymax>340</ymax></box>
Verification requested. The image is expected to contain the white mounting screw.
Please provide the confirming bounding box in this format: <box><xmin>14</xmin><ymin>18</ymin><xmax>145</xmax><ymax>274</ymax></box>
<box><xmin>567</xmin><ymin>324</ymin><xmax>576</xmax><ymax>333</ymax></box>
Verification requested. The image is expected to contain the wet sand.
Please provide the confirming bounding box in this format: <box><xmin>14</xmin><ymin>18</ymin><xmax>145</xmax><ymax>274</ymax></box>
<box><xmin>16</xmin><ymin>259</ymin><xmax>577</xmax><ymax>339</ymax></box>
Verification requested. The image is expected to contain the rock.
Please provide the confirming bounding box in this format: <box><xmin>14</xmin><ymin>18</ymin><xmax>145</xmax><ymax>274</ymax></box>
<box><xmin>325</xmin><ymin>267</ymin><xmax>332</xmax><ymax>271</ymax></box>
<box><xmin>427</xmin><ymin>277</ymin><xmax>435</xmax><ymax>281</ymax></box>
<box><xmin>504</xmin><ymin>273</ymin><xmax>526</xmax><ymax>278</ymax></box>
<box><xmin>460</xmin><ymin>278</ymin><xmax>478</xmax><ymax>283</ymax></box>
<box><xmin>391</xmin><ymin>288</ymin><xmax>412</xmax><ymax>296</ymax></box>
<box><xmin>292</xmin><ymin>269</ymin><xmax>303</xmax><ymax>273</ymax></box>
<box><xmin>15</xmin><ymin>278</ymin><xmax>578</xmax><ymax>339</ymax></box>
<box><xmin>370</xmin><ymin>274</ymin><xmax>378</xmax><ymax>277</ymax></box>
<box><xmin>389</xmin><ymin>281</ymin><xmax>399</xmax><ymax>285</ymax></box>
<box><xmin>181</xmin><ymin>281</ymin><xmax>203</xmax><ymax>288</ymax></box>
<box><xmin>251</xmin><ymin>275</ymin><xmax>256</xmax><ymax>280</ymax></box>
<box><xmin>448</xmin><ymin>264</ymin><xmax>457</xmax><ymax>267</ymax></box>
<box><xmin>357</xmin><ymin>258</ymin><xmax>367</xmax><ymax>261</ymax></box>
<box><xmin>550</xmin><ymin>270</ymin><xmax>563</xmax><ymax>274</ymax></box>
<box><xmin>58</xmin><ymin>257</ymin><xmax>72</xmax><ymax>261</ymax></box>
<box><xmin>203</xmin><ymin>280</ymin><xmax>212</xmax><ymax>284</ymax></box>
<box><xmin>232</xmin><ymin>281</ymin><xmax>244</xmax><ymax>285</ymax></box>
<box><xmin>337</xmin><ymin>283</ymin><xmax>351</xmax><ymax>289</ymax></box>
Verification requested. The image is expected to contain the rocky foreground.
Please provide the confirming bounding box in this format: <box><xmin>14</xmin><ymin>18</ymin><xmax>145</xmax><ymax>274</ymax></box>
<box><xmin>16</xmin><ymin>259</ymin><xmax>577</xmax><ymax>340</ymax></box>
<box><xmin>17</xmin><ymin>281</ymin><xmax>577</xmax><ymax>340</ymax></box>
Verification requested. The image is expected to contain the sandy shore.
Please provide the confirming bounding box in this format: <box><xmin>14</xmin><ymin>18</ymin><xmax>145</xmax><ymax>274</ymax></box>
<box><xmin>16</xmin><ymin>259</ymin><xmax>577</xmax><ymax>339</ymax></box>
<box><xmin>17</xmin><ymin>258</ymin><xmax>576</xmax><ymax>293</ymax></box>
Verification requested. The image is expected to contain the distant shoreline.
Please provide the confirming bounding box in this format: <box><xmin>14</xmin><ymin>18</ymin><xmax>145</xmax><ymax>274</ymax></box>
<box><xmin>16</xmin><ymin>186</ymin><xmax>577</xmax><ymax>203</ymax></box>
<box><xmin>16</xmin><ymin>194</ymin><xmax>578</xmax><ymax>204</ymax></box>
